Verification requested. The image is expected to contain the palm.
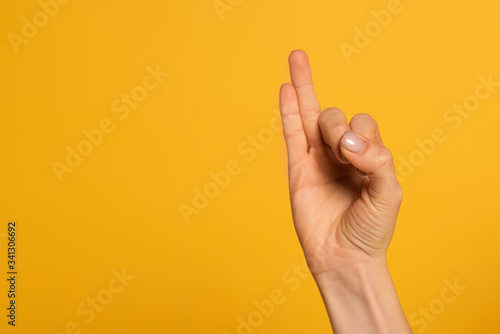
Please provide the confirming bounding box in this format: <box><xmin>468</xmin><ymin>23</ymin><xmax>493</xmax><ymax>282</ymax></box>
<box><xmin>290</xmin><ymin>143</ymin><xmax>385</xmax><ymax>261</ymax></box>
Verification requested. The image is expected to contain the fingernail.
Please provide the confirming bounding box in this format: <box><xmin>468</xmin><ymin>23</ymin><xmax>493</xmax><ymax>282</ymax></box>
<box><xmin>341</xmin><ymin>130</ymin><xmax>366</xmax><ymax>153</ymax></box>
<box><xmin>281</xmin><ymin>83</ymin><xmax>287</xmax><ymax>86</ymax></box>
<box><xmin>340</xmin><ymin>151</ymin><xmax>349</xmax><ymax>163</ymax></box>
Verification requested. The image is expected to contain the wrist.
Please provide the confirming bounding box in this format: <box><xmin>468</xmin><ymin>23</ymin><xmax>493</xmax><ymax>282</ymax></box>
<box><xmin>303</xmin><ymin>242</ymin><xmax>388</xmax><ymax>279</ymax></box>
<box><xmin>309</xmin><ymin>256</ymin><xmax>412</xmax><ymax>334</ymax></box>
<box><xmin>311</xmin><ymin>255</ymin><xmax>389</xmax><ymax>295</ymax></box>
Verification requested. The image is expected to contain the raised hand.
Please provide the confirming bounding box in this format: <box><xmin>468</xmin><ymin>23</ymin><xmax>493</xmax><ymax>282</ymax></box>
<box><xmin>279</xmin><ymin>49</ymin><xmax>412</xmax><ymax>333</ymax></box>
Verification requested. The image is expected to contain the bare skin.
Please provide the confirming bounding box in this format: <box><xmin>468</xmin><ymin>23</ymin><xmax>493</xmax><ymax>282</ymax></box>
<box><xmin>279</xmin><ymin>49</ymin><xmax>413</xmax><ymax>333</ymax></box>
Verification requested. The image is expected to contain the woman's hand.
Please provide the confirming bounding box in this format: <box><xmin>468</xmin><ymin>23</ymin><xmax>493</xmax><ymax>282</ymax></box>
<box><xmin>279</xmin><ymin>49</ymin><xmax>403</xmax><ymax>275</ymax></box>
<box><xmin>279</xmin><ymin>49</ymin><xmax>412</xmax><ymax>333</ymax></box>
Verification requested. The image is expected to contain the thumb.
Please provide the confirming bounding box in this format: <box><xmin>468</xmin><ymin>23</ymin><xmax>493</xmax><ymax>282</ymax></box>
<box><xmin>339</xmin><ymin>130</ymin><xmax>402</xmax><ymax>207</ymax></box>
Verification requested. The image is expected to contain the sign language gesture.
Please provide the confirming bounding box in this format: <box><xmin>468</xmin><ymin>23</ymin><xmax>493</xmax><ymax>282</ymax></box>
<box><xmin>279</xmin><ymin>50</ymin><xmax>412</xmax><ymax>333</ymax></box>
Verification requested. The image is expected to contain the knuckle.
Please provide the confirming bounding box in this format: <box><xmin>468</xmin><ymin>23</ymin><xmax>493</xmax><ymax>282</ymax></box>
<box><xmin>320</xmin><ymin>107</ymin><xmax>343</xmax><ymax>119</ymax></box>
<box><xmin>351</xmin><ymin>112</ymin><xmax>374</xmax><ymax>122</ymax></box>
<box><xmin>300</xmin><ymin>108</ymin><xmax>320</xmax><ymax>119</ymax></box>
<box><xmin>319</xmin><ymin>108</ymin><xmax>348</xmax><ymax>136</ymax></box>
<box><xmin>318</xmin><ymin>108</ymin><xmax>328</xmax><ymax>125</ymax></box>
<box><xmin>352</xmin><ymin>112</ymin><xmax>379</xmax><ymax>128</ymax></box>
<box><xmin>283</xmin><ymin>128</ymin><xmax>304</xmax><ymax>140</ymax></box>
<box><xmin>376</xmin><ymin>146</ymin><xmax>394</xmax><ymax>170</ymax></box>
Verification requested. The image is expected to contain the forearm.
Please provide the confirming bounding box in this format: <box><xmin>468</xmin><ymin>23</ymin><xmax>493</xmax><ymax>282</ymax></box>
<box><xmin>312</xmin><ymin>257</ymin><xmax>413</xmax><ymax>334</ymax></box>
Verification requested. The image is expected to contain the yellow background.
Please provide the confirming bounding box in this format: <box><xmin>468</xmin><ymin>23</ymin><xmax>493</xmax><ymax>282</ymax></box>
<box><xmin>1</xmin><ymin>0</ymin><xmax>499</xmax><ymax>333</ymax></box>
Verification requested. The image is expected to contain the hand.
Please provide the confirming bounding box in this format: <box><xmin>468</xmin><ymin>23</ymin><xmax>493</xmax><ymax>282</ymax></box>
<box><xmin>279</xmin><ymin>49</ymin><xmax>403</xmax><ymax>276</ymax></box>
<box><xmin>279</xmin><ymin>49</ymin><xmax>412</xmax><ymax>334</ymax></box>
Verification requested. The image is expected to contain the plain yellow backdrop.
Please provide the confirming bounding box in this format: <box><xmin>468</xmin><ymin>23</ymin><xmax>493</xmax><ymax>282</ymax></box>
<box><xmin>1</xmin><ymin>0</ymin><xmax>499</xmax><ymax>333</ymax></box>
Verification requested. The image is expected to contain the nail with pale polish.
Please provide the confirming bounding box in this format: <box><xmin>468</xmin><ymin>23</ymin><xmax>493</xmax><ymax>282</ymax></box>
<box><xmin>341</xmin><ymin>130</ymin><xmax>366</xmax><ymax>153</ymax></box>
